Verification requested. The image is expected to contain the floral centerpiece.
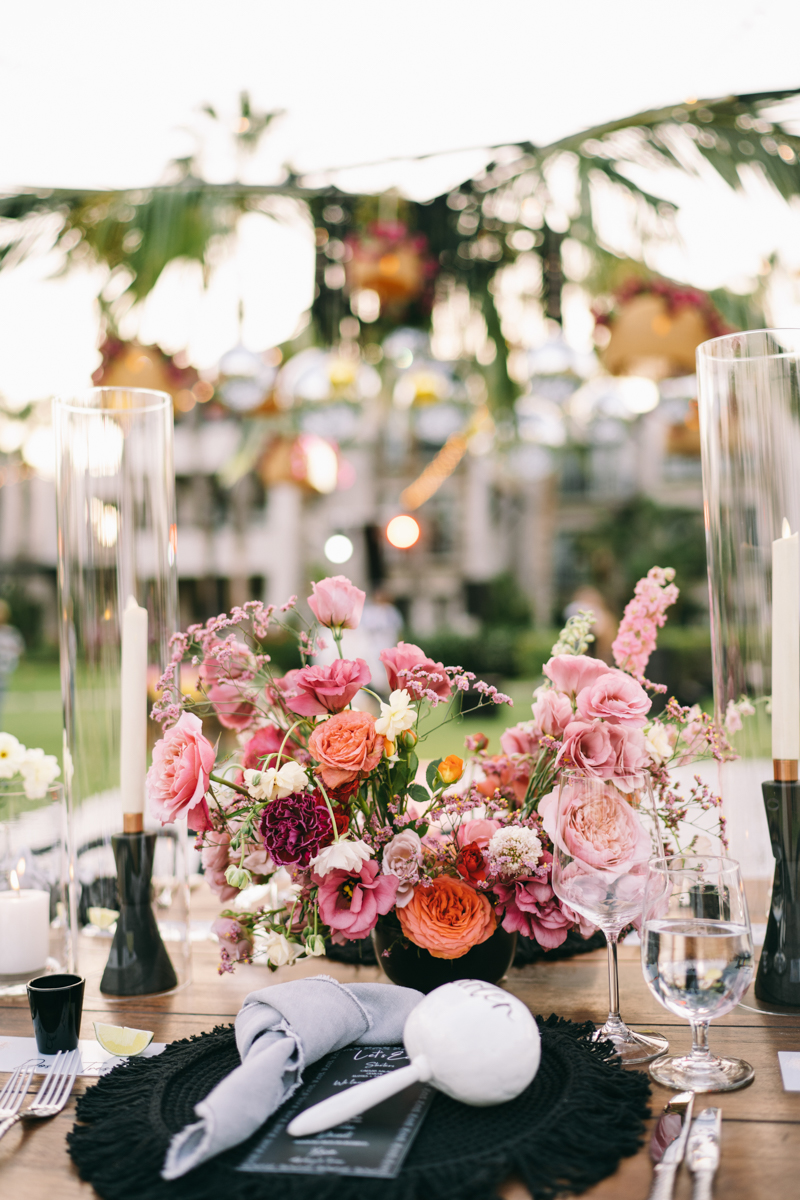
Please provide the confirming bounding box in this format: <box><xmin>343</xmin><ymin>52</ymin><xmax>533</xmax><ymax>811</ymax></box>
<box><xmin>146</xmin><ymin>568</ymin><xmax>731</xmax><ymax>975</ymax></box>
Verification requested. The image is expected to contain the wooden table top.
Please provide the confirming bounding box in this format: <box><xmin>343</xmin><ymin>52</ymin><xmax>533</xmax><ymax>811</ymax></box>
<box><xmin>2</xmin><ymin>888</ymin><xmax>799</xmax><ymax>1200</ymax></box>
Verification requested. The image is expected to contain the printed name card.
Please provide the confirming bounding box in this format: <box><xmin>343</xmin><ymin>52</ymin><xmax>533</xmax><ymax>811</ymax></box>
<box><xmin>239</xmin><ymin>1044</ymin><xmax>433</xmax><ymax>1178</ymax></box>
<box><xmin>778</xmin><ymin>1051</ymin><xmax>800</xmax><ymax>1091</ymax></box>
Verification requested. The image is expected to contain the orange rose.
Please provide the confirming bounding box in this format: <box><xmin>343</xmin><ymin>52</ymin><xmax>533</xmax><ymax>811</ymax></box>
<box><xmin>438</xmin><ymin>754</ymin><xmax>464</xmax><ymax>784</ymax></box>
<box><xmin>308</xmin><ymin>710</ymin><xmax>383</xmax><ymax>789</ymax></box>
<box><xmin>398</xmin><ymin>875</ymin><xmax>496</xmax><ymax>959</ymax></box>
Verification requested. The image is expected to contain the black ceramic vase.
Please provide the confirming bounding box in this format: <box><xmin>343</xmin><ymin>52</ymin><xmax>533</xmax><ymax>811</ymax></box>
<box><xmin>100</xmin><ymin>832</ymin><xmax>178</xmax><ymax>996</ymax></box>
<box><xmin>755</xmin><ymin>780</ymin><xmax>800</xmax><ymax>1008</ymax></box>
<box><xmin>372</xmin><ymin>914</ymin><xmax>517</xmax><ymax>994</ymax></box>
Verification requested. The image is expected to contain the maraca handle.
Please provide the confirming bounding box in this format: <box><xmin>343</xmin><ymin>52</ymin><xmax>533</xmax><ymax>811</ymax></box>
<box><xmin>287</xmin><ymin>1056</ymin><xmax>429</xmax><ymax>1138</ymax></box>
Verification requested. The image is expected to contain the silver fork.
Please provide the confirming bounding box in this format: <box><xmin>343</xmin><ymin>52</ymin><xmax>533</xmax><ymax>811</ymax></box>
<box><xmin>0</xmin><ymin>1049</ymin><xmax>80</xmax><ymax>1140</ymax></box>
<box><xmin>0</xmin><ymin>1060</ymin><xmax>36</xmax><ymax>1139</ymax></box>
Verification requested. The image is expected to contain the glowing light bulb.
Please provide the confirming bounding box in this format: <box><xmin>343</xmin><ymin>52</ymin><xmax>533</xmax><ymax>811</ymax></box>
<box><xmin>386</xmin><ymin>515</ymin><xmax>420</xmax><ymax>549</ymax></box>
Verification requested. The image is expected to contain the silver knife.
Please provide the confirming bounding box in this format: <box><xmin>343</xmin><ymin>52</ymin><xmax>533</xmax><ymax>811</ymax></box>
<box><xmin>686</xmin><ymin>1107</ymin><xmax>721</xmax><ymax>1200</ymax></box>
<box><xmin>648</xmin><ymin>1091</ymin><xmax>695</xmax><ymax>1200</ymax></box>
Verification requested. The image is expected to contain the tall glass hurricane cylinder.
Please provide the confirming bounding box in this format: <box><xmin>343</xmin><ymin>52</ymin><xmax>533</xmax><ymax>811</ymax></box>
<box><xmin>54</xmin><ymin>387</ymin><xmax>189</xmax><ymax>995</ymax></box>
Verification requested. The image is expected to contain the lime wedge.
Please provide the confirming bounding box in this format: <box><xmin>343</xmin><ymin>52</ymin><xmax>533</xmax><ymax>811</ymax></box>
<box><xmin>87</xmin><ymin>907</ymin><xmax>119</xmax><ymax>930</ymax></box>
<box><xmin>94</xmin><ymin>1022</ymin><xmax>154</xmax><ymax>1057</ymax></box>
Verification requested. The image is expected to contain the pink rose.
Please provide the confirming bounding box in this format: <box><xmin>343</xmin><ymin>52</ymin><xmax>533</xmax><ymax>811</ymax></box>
<box><xmin>147</xmin><ymin>712</ymin><xmax>215</xmax><ymax>831</ymax></box>
<box><xmin>608</xmin><ymin>724</ymin><xmax>647</xmax><ymax>776</ymax></box>
<box><xmin>380</xmin><ymin>642</ymin><xmax>452</xmax><ymax>701</ymax></box>
<box><xmin>201</xmin><ymin>830</ymin><xmax>238</xmax><ymax>901</ymax></box>
<box><xmin>456</xmin><ymin>817</ymin><xmax>501</xmax><ymax>849</ymax></box>
<box><xmin>200</xmin><ymin>639</ymin><xmax>258</xmax><ymax>731</ymax></box>
<box><xmin>543</xmin><ymin>654</ymin><xmax>610</xmax><ymax>696</ymax></box>
<box><xmin>494</xmin><ymin>875</ymin><xmax>572</xmax><ymax>950</ymax></box>
<box><xmin>241</xmin><ymin>724</ymin><xmax>303</xmax><ymax>771</ymax></box>
<box><xmin>500</xmin><ymin>722</ymin><xmax>542</xmax><ymax>755</ymax></box>
<box><xmin>576</xmin><ymin>669</ymin><xmax>651</xmax><ymax>727</ymax></box>
<box><xmin>314</xmin><ymin>860</ymin><xmax>398</xmax><ymax>940</ymax></box>
<box><xmin>308</xmin><ymin>575</ymin><xmax>366</xmax><ymax>630</ymax></box>
<box><xmin>531</xmin><ymin>689</ymin><xmax>574</xmax><ymax>737</ymax></box>
<box><xmin>540</xmin><ymin>781</ymin><xmax>652</xmax><ymax>878</ymax></box>
<box><xmin>307</xmin><ymin>710</ymin><xmax>383</xmax><ymax>788</ymax></box>
<box><xmin>556</xmin><ymin>719</ymin><xmax>617</xmax><ymax>777</ymax></box>
<box><xmin>286</xmin><ymin>658</ymin><xmax>371</xmax><ymax>717</ymax></box>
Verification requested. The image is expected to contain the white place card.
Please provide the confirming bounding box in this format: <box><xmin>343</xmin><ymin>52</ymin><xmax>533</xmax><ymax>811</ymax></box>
<box><xmin>778</xmin><ymin>1051</ymin><xmax>800</xmax><ymax>1090</ymax></box>
<box><xmin>0</xmin><ymin>1035</ymin><xmax>165</xmax><ymax>1077</ymax></box>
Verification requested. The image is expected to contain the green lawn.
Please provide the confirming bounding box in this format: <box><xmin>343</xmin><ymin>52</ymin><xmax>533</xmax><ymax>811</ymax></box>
<box><xmin>2</xmin><ymin>657</ymin><xmax>63</xmax><ymax>763</ymax></box>
<box><xmin>417</xmin><ymin>678</ymin><xmax>537</xmax><ymax>761</ymax></box>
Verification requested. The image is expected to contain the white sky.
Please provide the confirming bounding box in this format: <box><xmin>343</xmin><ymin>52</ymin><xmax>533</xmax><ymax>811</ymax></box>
<box><xmin>3</xmin><ymin>0</ymin><xmax>800</xmax><ymax>404</ymax></box>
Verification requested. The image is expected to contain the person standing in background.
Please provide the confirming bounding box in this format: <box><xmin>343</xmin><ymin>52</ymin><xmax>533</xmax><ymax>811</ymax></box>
<box><xmin>0</xmin><ymin>599</ymin><xmax>24</xmax><ymax>726</ymax></box>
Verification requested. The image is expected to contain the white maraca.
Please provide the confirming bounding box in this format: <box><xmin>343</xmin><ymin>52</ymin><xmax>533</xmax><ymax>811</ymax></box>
<box><xmin>287</xmin><ymin>980</ymin><xmax>541</xmax><ymax>1137</ymax></box>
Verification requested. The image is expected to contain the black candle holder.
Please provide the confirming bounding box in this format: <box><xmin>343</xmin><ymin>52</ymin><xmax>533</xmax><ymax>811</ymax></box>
<box><xmin>100</xmin><ymin>831</ymin><xmax>178</xmax><ymax>996</ymax></box>
<box><xmin>755</xmin><ymin>779</ymin><xmax>800</xmax><ymax>1008</ymax></box>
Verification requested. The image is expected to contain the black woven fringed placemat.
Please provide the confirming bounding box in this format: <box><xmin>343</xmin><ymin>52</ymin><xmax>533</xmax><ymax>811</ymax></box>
<box><xmin>68</xmin><ymin>1016</ymin><xmax>650</xmax><ymax>1200</ymax></box>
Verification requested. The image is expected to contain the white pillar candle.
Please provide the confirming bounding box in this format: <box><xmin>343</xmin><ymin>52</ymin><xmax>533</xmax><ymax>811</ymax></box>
<box><xmin>772</xmin><ymin>519</ymin><xmax>800</xmax><ymax>762</ymax></box>
<box><xmin>120</xmin><ymin>595</ymin><xmax>148</xmax><ymax>815</ymax></box>
<box><xmin>0</xmin><ymin>875</ymin><xmax>50</xmax><ymax>976</ymax></box>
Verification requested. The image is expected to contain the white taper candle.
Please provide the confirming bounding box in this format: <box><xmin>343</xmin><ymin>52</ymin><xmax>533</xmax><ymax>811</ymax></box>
<box><xmin>120</xmin><ymin>595</ymin><xmax>148</xmax><ymax>815</ymax></box>
<box><xmin>772</xmin><ymin>519</ymin><xmax>800</xmax><ymax>762</ymax></box>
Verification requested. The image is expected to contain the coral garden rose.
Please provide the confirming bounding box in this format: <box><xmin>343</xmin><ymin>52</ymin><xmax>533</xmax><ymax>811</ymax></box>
<box><xmin>308</xmin><ymin>575</ymin><xmax>366</xmax><ymax>630</ymax></box>
<box><xmin>314</xmin><ymin>860</ymin><xmax>398</xmax><ymax>940</ymax></box>
<box><xmin>286</xmin><ymin>658</ymin><xmax>371</xmax><ymax>717</ymax></box>
<box><xmin>539</xmin><ymin>782</ymin><xmax>652</xmax><ymax>877</ymax></box>
<box><xmin>555</xmin><ymin>719</ymin><xmax>617</xmax><ymax>777</ymax></box>
<box><xmin>531</xmin><ymin>688</ymin><xmax>574</xmax><ymax>738</ymax></box>
<box><xmin>241</xmin><ymin>724</ymin><xmax>303</xmax><ymax>771</ymax></box>
<box><xmin>259</xmin><ymin>791</ymin><xmax>333</xmax><ymax>866</ymax></box>
<box><xmin>456</xmin><ymin>841</ymin><xmax>487</xmax><ymax>885</ymax></box>
<box><xmin>475</xmin><ymin>757</ymin><xmax>531</xmax><ymax>804</ymax></box>
<box><xmin>308</xmin><ymin>710</ymin><xmax>383</xmax><ymax>788</ymax></box>
<box><xmin>147</xmin><ymin>712</ymin><xmax>215</xmax><ymax>831</ymax></box>
<box><xmin>543</xmin><ymin>654</ymin><xmax>610</xmax><ymax>696</ymax></box>
<box><xmin>380</xmin><ymin>642</ymin><xmax>452</xmax><ymax>701</ymax></box>
<box><xmin>576</xmin><ymin>669</ymin><xmax>651</xmax><ymax>727</ymax></box>
<box><xmin>381</xmin><ymin>828</ymin><xmax>423</xmax><ymax>907</ymax></box>
<box><xmin>398</xmin><ymin>875</ymin><xmax>496</xmax><ymax>959</ymax></box>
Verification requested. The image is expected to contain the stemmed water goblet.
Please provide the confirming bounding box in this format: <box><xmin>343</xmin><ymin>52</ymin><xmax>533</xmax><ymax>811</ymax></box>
<box><xmin>641</xmin><ymin>854</ymin><xmax>755</xmax><ymax>1091</ymax></box>
<box><xmin>549</xmin><ymin>769</ymin><xmax>669</xmax><ymax>1065</ymax></box>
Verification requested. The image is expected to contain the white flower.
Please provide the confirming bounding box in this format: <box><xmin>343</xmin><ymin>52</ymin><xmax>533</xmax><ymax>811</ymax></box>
<box><xmin>244</xmin><ymin>760</ymin><xmax>308</xmax><ymax>802</ymax></box>
<box><xmin>233</xmin><ymin>869</ymin><xmax>299</xmax><ymax>914</ymax></box>
<box><xmin>486</xmin><ymin>826</ymin><xmax>543</xmax><ymax>880</ymax></box>
<box><xmin>644</xmin><ymin>720</ymin><xmax>672</xmax><ymax>763</ymax></box>
<box><xmin>310</xmin><ymin>837</ymin><xmax>373</xmax><ymax>877</ymax></box>
<box><xmin>260</xmin><ymin>931</ymin><xmax>298</xmax><ymax>968</ymax></box>
<box><xmin>375</xmin><ymin>689</ymin><xmax>417</xmax><ymax>742</ymax></box>
<box><xmin>19</xmin><ymin>748</ymin><xmax>61</xmax><ymax>800</ymax></box>
<box><xmin>305</xmin><ymin>933</ymin><xmax>327</xmax><ymax>957</ymax></box>
<box><xmin>0</xmin><ymin>733</ymin><xmax>26</xmax><ymax>779</ymax></box>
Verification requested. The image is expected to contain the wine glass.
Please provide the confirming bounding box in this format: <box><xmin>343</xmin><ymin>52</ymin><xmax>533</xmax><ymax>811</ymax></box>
<box><xmin>550</xmin><ymin>769</ymin><xmax>669</xmax><ymax>1065</ymax></box>
<box><xmin>641</xmin><ymin>854</ymin><xmax>755</xmax><ymax>1092</ymax></box>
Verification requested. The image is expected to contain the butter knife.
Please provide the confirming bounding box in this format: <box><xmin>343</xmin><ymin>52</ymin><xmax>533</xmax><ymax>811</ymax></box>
<box><xmin>648</xmin><ymin>1091</ymin><xmax>695</xmax><ymax>1200</ymax></box>
<box><xmin>686</xmin><ymin>1107</ymin><xmax>721</xmax><ymax>1200</ymax></box>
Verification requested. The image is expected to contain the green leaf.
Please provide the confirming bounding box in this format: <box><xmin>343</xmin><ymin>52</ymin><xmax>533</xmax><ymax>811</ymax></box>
<box><xmin>426</xmin><ymin>758</ymin><xmax>444</xmax><ymax>789</ymax></box>
<box><xmin>408</xmin><ymin>783</ymin><xmax>430</xmax><ymax>806</ymax></box>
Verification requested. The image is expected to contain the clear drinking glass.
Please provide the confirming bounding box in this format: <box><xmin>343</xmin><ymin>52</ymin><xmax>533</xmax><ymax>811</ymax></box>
<box><xmin>642</xmin><ymin>855</ymin><xmax>755</xmax><ymax>1091</ymax></box>
<box><xmin>550</xmin><ymin>769</ymin><xmax>669</xmax><ymax>1064</ymax></box>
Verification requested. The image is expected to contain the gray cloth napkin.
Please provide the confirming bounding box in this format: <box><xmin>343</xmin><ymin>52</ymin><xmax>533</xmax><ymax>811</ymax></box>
<box><xmin>162</xmin><ymin>973</ymin><xmax>423</xmax><ymax>1179</ymax></box>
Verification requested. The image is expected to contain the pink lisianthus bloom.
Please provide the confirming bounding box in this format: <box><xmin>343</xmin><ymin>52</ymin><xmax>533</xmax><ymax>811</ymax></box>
<box><xmin>608</xmin><ymin>724</ymin><xmax>647</xmax><ymax>776</ymax></box>
<box><xmin>494</xmin><ymin>871</ymin><xmax>572</xmax><ymax>950</ymax></box>
<box><xmin>264</xmin><ymin>669</ymin><xmax>303</xmax><ymax>707</ymax></box>
<box><xmin>456</xmin><ymin>817</ymin><xmax>501</xmax><ymax>849</ymax></box>
<box><xmin>211</xmin><ymin>917</ymin><xmax>252</xmax><ymax>961</ymax></box>
<box><xmin>380</xmin><ymin>642</ymin><xmax>452</xmax><ymax>701</ymax></box>
<box><xmin>560</xmin><ymin>900</ymin><xmax>599</xmax><ymax>939</ymax></box>
<box><xmin>285</xmin><ymin>658</ymin><xmax>371</xmax><ymax>717</ymax></box>
<box><xmin>313</xmin><ymin>860</ymin><xmax>398</xmax><ymax>941</ymax></box>
<box><xmin>576</xmin><ymin>669</ymin><xmax>651</xmax><ymax>727</ymax></box>
<box><xmin>531</xmin><ymin>688</ymin><xmax>574</xmax><ymax>738</ymax></box>
<box><xmin>539</xmin><ymin>782</ymin><xmax>652</xmax><ymax>878</ymax></box>
<box><xmin>147</xmin><ymin>712</ymin><xmax>215</xmax><ymax>831</ymax></box>
<box><xmin>308</xmin><ymin>576</ymin><xmax>366</xmax><ymax>630</ymax></box>
<box><xmin>556</xmin><ymin>719</ymin><xmax>617</xmax><ymax>777</ymax></box>
<box><xmin>201</xmin><ymin>830</ymin><xmax>238</xmax><ymax>901</ymax></box>
<box><xmin>500</xmin><ymin>721</ymin><xmax>542</xmax><ymax>755</ymax></box>
<box><xmin>200</xmin><ymin>639</ymin><xmax>258</xmax><ymax>731</ymax></box>
<box><xmin>543</xmin><ymin>654</ymin><xmax>610</xmax><ymax>696</ymax></box>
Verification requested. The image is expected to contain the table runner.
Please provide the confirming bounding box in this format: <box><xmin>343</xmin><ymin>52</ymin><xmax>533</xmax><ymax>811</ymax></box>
<box><xmin>68</xmin><ymin>1016</ymin><xmax>650</xmax><ymax>1200</ymax></box>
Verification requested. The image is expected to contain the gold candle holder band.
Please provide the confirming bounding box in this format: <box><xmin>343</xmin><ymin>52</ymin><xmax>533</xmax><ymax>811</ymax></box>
<box><xmin>123</xmin><ymin>812</ymin><xmax>145</xmax><ymax>833</ymax></box>
<box><xmin>773</xmin><ymin>759</ymin><xmax>799</xmax><ymax>782</ymax></box>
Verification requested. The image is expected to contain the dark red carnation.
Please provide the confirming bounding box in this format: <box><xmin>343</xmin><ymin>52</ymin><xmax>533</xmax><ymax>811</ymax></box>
<box><xmin>259</xmin><ymin>792</ymin><xmax>332</xmax><ymax>866</ymax></box>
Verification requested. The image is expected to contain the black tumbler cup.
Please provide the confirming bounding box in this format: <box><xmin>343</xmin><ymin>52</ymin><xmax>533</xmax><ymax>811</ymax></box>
<box><xmin>27</xmin><ymin>973</ymin><xmax>85</xmax><ymax>1053</ymax></box>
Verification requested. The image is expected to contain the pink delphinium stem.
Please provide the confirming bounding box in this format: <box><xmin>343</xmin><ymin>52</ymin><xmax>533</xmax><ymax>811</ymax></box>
<box><xmin>612</xmin><ymin>566</ymin><xmax>679</xmax><ymax>679</ymax></box>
